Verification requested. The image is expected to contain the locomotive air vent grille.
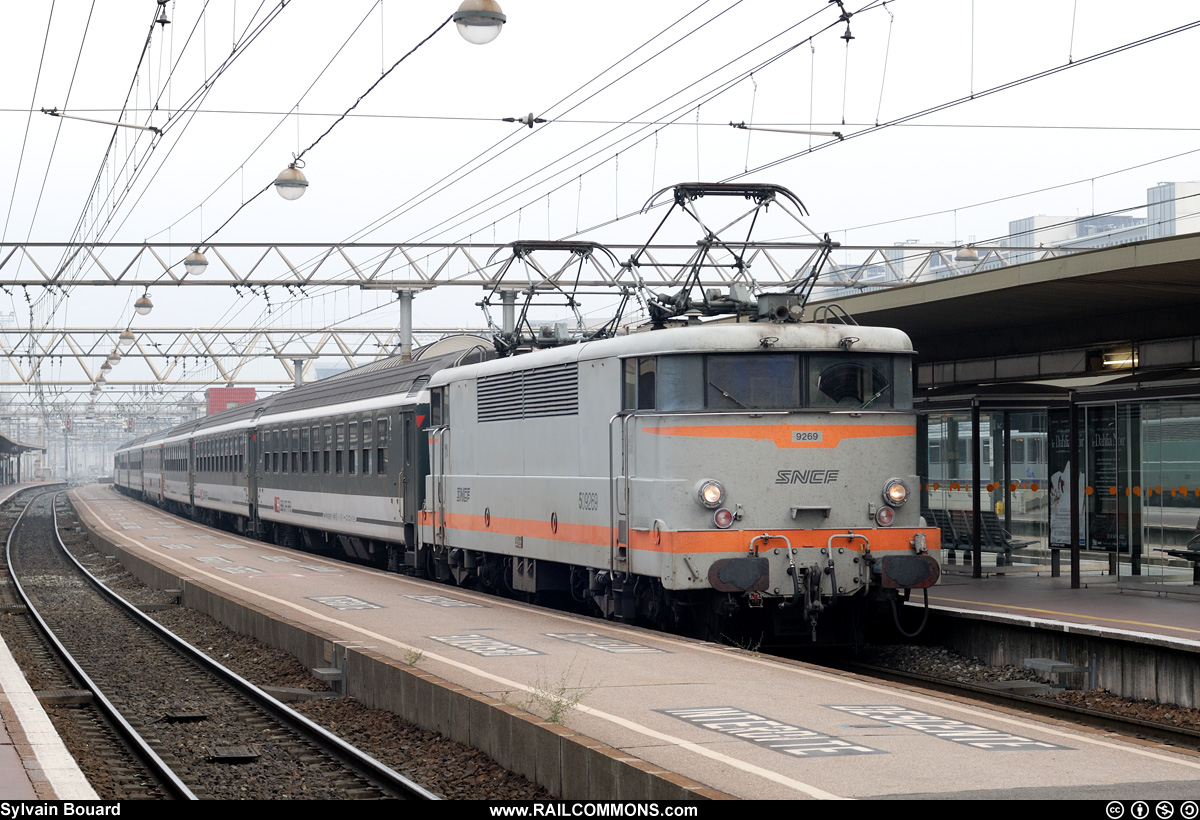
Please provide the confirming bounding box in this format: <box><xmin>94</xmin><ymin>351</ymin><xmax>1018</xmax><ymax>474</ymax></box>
<box><xmin>477</xmin><ymin>364</ymin><xmax>578</xmax><ymax>422</ymax></box>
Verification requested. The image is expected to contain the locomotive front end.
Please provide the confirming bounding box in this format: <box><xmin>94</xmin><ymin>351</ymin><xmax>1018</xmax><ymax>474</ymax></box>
<box><xmin>616</xmin><ymin>323</ymin><xmax>939</xmax><ymax>642</ymax></box>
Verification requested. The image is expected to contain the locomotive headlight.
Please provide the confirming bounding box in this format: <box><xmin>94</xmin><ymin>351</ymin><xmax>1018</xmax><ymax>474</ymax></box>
<box><xmin>883</xmin><ymin>478</ymin><xmax>909</xmax><ymax>507</ymax></box>
<box><xmin>694</xmin><ymin>479</ymin><xmax>725</xmax><ymax>509</ymax></box>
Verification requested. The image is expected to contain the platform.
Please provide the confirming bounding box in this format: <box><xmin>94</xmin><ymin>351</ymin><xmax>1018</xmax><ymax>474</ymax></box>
<box><xmin>66</xmin><ymin>484</ymin><xmax>1200</xmax><ymax>800</ymax></box>
<box><xmin>931</xmin><ymin>554</ymin><xmax>1200</xmax><ymax>647</ymax></box>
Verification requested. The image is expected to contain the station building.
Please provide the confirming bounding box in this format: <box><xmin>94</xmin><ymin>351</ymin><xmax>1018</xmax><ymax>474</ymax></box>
<box><xmin>812</xmin><ymin>230</ymin><xmax>1200</xmax><ymax>590</ymax></box>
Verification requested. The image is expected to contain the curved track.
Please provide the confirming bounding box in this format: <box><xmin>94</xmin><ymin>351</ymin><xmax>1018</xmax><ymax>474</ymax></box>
<box><xmin>6</xmin><ymin>489</ymin><xmax>437</xmax><ymax>801</ymax></box>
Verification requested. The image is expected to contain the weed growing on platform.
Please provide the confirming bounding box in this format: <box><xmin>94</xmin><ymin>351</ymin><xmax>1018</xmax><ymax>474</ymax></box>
<box><xmin>404</xmin><ymin>648</ymin><xmax>424</xmax><ymax>666</ymax></box>
<box><xmin>724</xmin><ymin>632</ymin><xmax>765</xmax><ymax>656</ymax></box>
<box><xmin>504</xmin><ymin>658</ymin><xmax>597</xmax><ymax>725</ymax></box>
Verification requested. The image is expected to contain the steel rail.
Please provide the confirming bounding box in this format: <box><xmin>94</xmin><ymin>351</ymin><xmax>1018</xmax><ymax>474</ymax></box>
<box><xmin>11</xmin><ymin>489</ymin><xmax>439</xmax><ymax>800</ymax></box>
<box><xmin>46</xmin><ymin>492</ymin><xmax>440</xmax><ymax>800</ymax></box>
<box><xmin>5</xmin><ymin>489</ymin><xmax>198</xmax><ymax>799</ymax></box>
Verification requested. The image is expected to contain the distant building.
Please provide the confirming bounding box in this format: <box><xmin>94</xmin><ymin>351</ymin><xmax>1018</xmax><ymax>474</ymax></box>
<box><xmin>1006</xmin><ymin>215</ymin><xmax>1077</xmax><ymax>264</ymax></box>
<box><xmin>1147</xmin><ymin>181</ymin><xmax>1200</xmax><ymax>239</ymax></box>
<box><xmin>207</xmin><ymin>386</ymin><xmax>256</xmax><ymax>415</ymax></box>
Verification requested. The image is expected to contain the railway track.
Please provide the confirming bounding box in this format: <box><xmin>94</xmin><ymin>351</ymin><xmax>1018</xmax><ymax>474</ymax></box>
<box><xmin>833</xmin><ymin>658</ymin><xmax>1200</xmax><ymax>755</ymax></box>
<box><xmin>4</xmin><ymin>488</ymin><xmax>437</xmax><ymax>801</ymax></box>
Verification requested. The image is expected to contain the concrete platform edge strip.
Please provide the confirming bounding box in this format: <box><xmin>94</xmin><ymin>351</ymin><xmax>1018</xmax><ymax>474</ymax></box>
<box><xmin>927</xmin><ymin>602</ymin><xmax>1200</xmax><ymax>652</ymax></box>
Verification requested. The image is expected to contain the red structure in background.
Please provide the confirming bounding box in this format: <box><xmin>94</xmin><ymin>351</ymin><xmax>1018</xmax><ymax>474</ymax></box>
<box><xmin>207</xmin><ymin>387</ymin><xmax>256</xmax><ymax>415</ymax></box>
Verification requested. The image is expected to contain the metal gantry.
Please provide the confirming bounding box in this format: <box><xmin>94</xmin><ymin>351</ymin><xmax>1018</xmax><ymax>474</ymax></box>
<box><xmin>0</xmin><ymin>326</ymin><xmax>487</xmax><ymax>388</ymax></box>
<box><xmin>0</xmin><ymin>240</ymin><xmax>1076</xmax><ymax>290</ymax></box>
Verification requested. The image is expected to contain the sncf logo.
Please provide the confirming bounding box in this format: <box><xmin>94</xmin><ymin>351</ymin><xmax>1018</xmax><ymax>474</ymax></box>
<box><xmin>775</xmin><ymin>469</ymin><xmax>840</xmax><ymax>484</ymax></box>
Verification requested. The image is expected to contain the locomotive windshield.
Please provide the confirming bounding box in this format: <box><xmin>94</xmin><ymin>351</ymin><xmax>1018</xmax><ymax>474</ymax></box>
<box><xmin>625</xmin><ymin>353</ymin><xmax>911</xmax><ymax>412</ymax></box>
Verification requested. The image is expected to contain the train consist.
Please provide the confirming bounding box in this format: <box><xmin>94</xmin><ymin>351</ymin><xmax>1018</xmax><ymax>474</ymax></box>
<box><xmin>113</xmin><ymin>313</ymin><xmax>939</xmax><ymax>643</ymax></box>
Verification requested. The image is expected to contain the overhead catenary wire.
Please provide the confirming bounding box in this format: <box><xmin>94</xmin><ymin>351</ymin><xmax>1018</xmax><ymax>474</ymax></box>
<box><xmin>557</xmin><ymin>18</ymin><xmax>1200</xmax><ymax>245</ymax></box>
<box><xmin>338</xmin><ymin>0</ymin><xmax>750</xmax><ymax>248</ymax></box>
<box><xmin>3</xmin><ymin>1</ymin><xmax>57</xmax><ymax>244</ymax></box>
<box><xmin>220</xmin><ymin>0</ymin><xmax>753</xmax><ymax>337</ymax></box>
<box><xmin>401</xmin><ymin>2</ymin><xmax>860</xmax><ymax>249</ymax></box>
<box><xmin>726</xmin><ymin>18</ymin><xmax>1200</xmax><ymax>182</ymax></box>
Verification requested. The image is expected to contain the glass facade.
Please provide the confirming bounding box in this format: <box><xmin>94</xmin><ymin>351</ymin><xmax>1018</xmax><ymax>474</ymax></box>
<box><xmin>919</xmin><ymin>399</ymin><xmax>1200</xmax><ymax>584</ymax></box>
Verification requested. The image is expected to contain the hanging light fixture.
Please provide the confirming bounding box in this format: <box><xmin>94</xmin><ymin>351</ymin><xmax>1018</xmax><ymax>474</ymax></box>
<box><xmin>453</xmin><ymin>0</ymin><xmax>506</xmax><ymax>45</ymax></box>
<box><xmin>134</xmin><ymin>290</ymin><xmax>153</xmax><ymax>316</ymax></box>
<box><xmin>274</xmin><ymin>160</ymin><xmax>308</xmax><ymax>201</ymax></box>
<box><xmin>106</xmin><ymin>349</ymin><xmax>121</xmax><ymax>366</ymax></box>
<box><xmin>184</xmin><ymin>248</ymin><xmax>208</xmax><ymax>276</ymax></box>
<box><xmin>100</xmin><ymin>361</ymin><xmax>112</xmax><ymax>374</ymax></box>
<box><xmin>118</xmin><ymin>329</ymin><xmax>136</xmax><ymax>349</ymax></box>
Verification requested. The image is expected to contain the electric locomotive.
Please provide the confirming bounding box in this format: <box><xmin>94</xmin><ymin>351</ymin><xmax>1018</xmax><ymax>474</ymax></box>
<box><xmin>417</xmin><ymin>319</ymin><xmax>939</xmax><ymax>642</ymax></box>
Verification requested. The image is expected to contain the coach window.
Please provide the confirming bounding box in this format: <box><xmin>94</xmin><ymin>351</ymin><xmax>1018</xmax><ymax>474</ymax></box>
<box><xmin>323</xmin><ymin>424</ymin><xmax>332</xmax><ymax>474</ymax></box>
<box><xmin>273</xmin><ymin>430</ymin><xmax>281</xmax><ymax>473</ymax></box>
<box><xmin>348</xmin><ymin>421</ymin><xmax>358</xmax><ymax>475</ymax></box>
<box><xmin>336</xmin><ymin>422</ymin><xmax>345</xmax><ymax>475</ymax></box>
<box><xmin>263</xmin><ymin>437</ymin><xmax>271</xmax><ymax>472</ymax></box>
<box><xmin>281</xmin><ymin>431</ymin><xmax>290</xmax><ymax>473</ymax></box>
<box><xmin>310</xmin><ymin>425</ymin><xmax>320</xmax><ymax>473</ymax></box>
<box><xmin>362</xmin><ymin>419</ymin><xmax>373</xmax><ymax>476</ymax></box>
<box><xmin>301</xmin><ymin>428</ymin><xmax>310</xmax><ymax>474</ymax></box>
<box><xmin>377</xmin><ymin>418</ymin><xmax>388</xmax><ymax>475</ymax></box>
<box><xmin>292</xmin><ymin>428</ymin><xmax>301</xmax><ymax>474</ymax></box>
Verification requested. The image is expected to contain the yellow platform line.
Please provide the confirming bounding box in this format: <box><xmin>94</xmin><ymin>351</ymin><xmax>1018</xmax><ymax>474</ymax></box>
<box><xmin>931</xmin><ymin>595</ymin><xmax>1200</xmax><ymax>637</ymax></box>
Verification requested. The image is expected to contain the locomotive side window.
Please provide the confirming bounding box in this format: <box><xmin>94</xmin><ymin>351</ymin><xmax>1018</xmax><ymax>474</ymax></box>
<box><xmin>637</xmin><ymin>358</ymin><xmax>656</xmax><ymax>410</ymax></box>
<box><xmin>430</xmin><ymin>387</ymin><xmax>445</xmax><ymax>425</ymax></box>
<box><xmin>656</xmin><ymin>355</ymin><xmax>704</xmax><ymax>411</ymax></box>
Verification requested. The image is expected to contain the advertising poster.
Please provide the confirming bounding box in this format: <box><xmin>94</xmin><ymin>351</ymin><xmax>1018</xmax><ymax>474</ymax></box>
<box><xmin>1047</xmin><ymin>410</ymin><xmax>1078</xmax><ymax>548</ymax></box>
